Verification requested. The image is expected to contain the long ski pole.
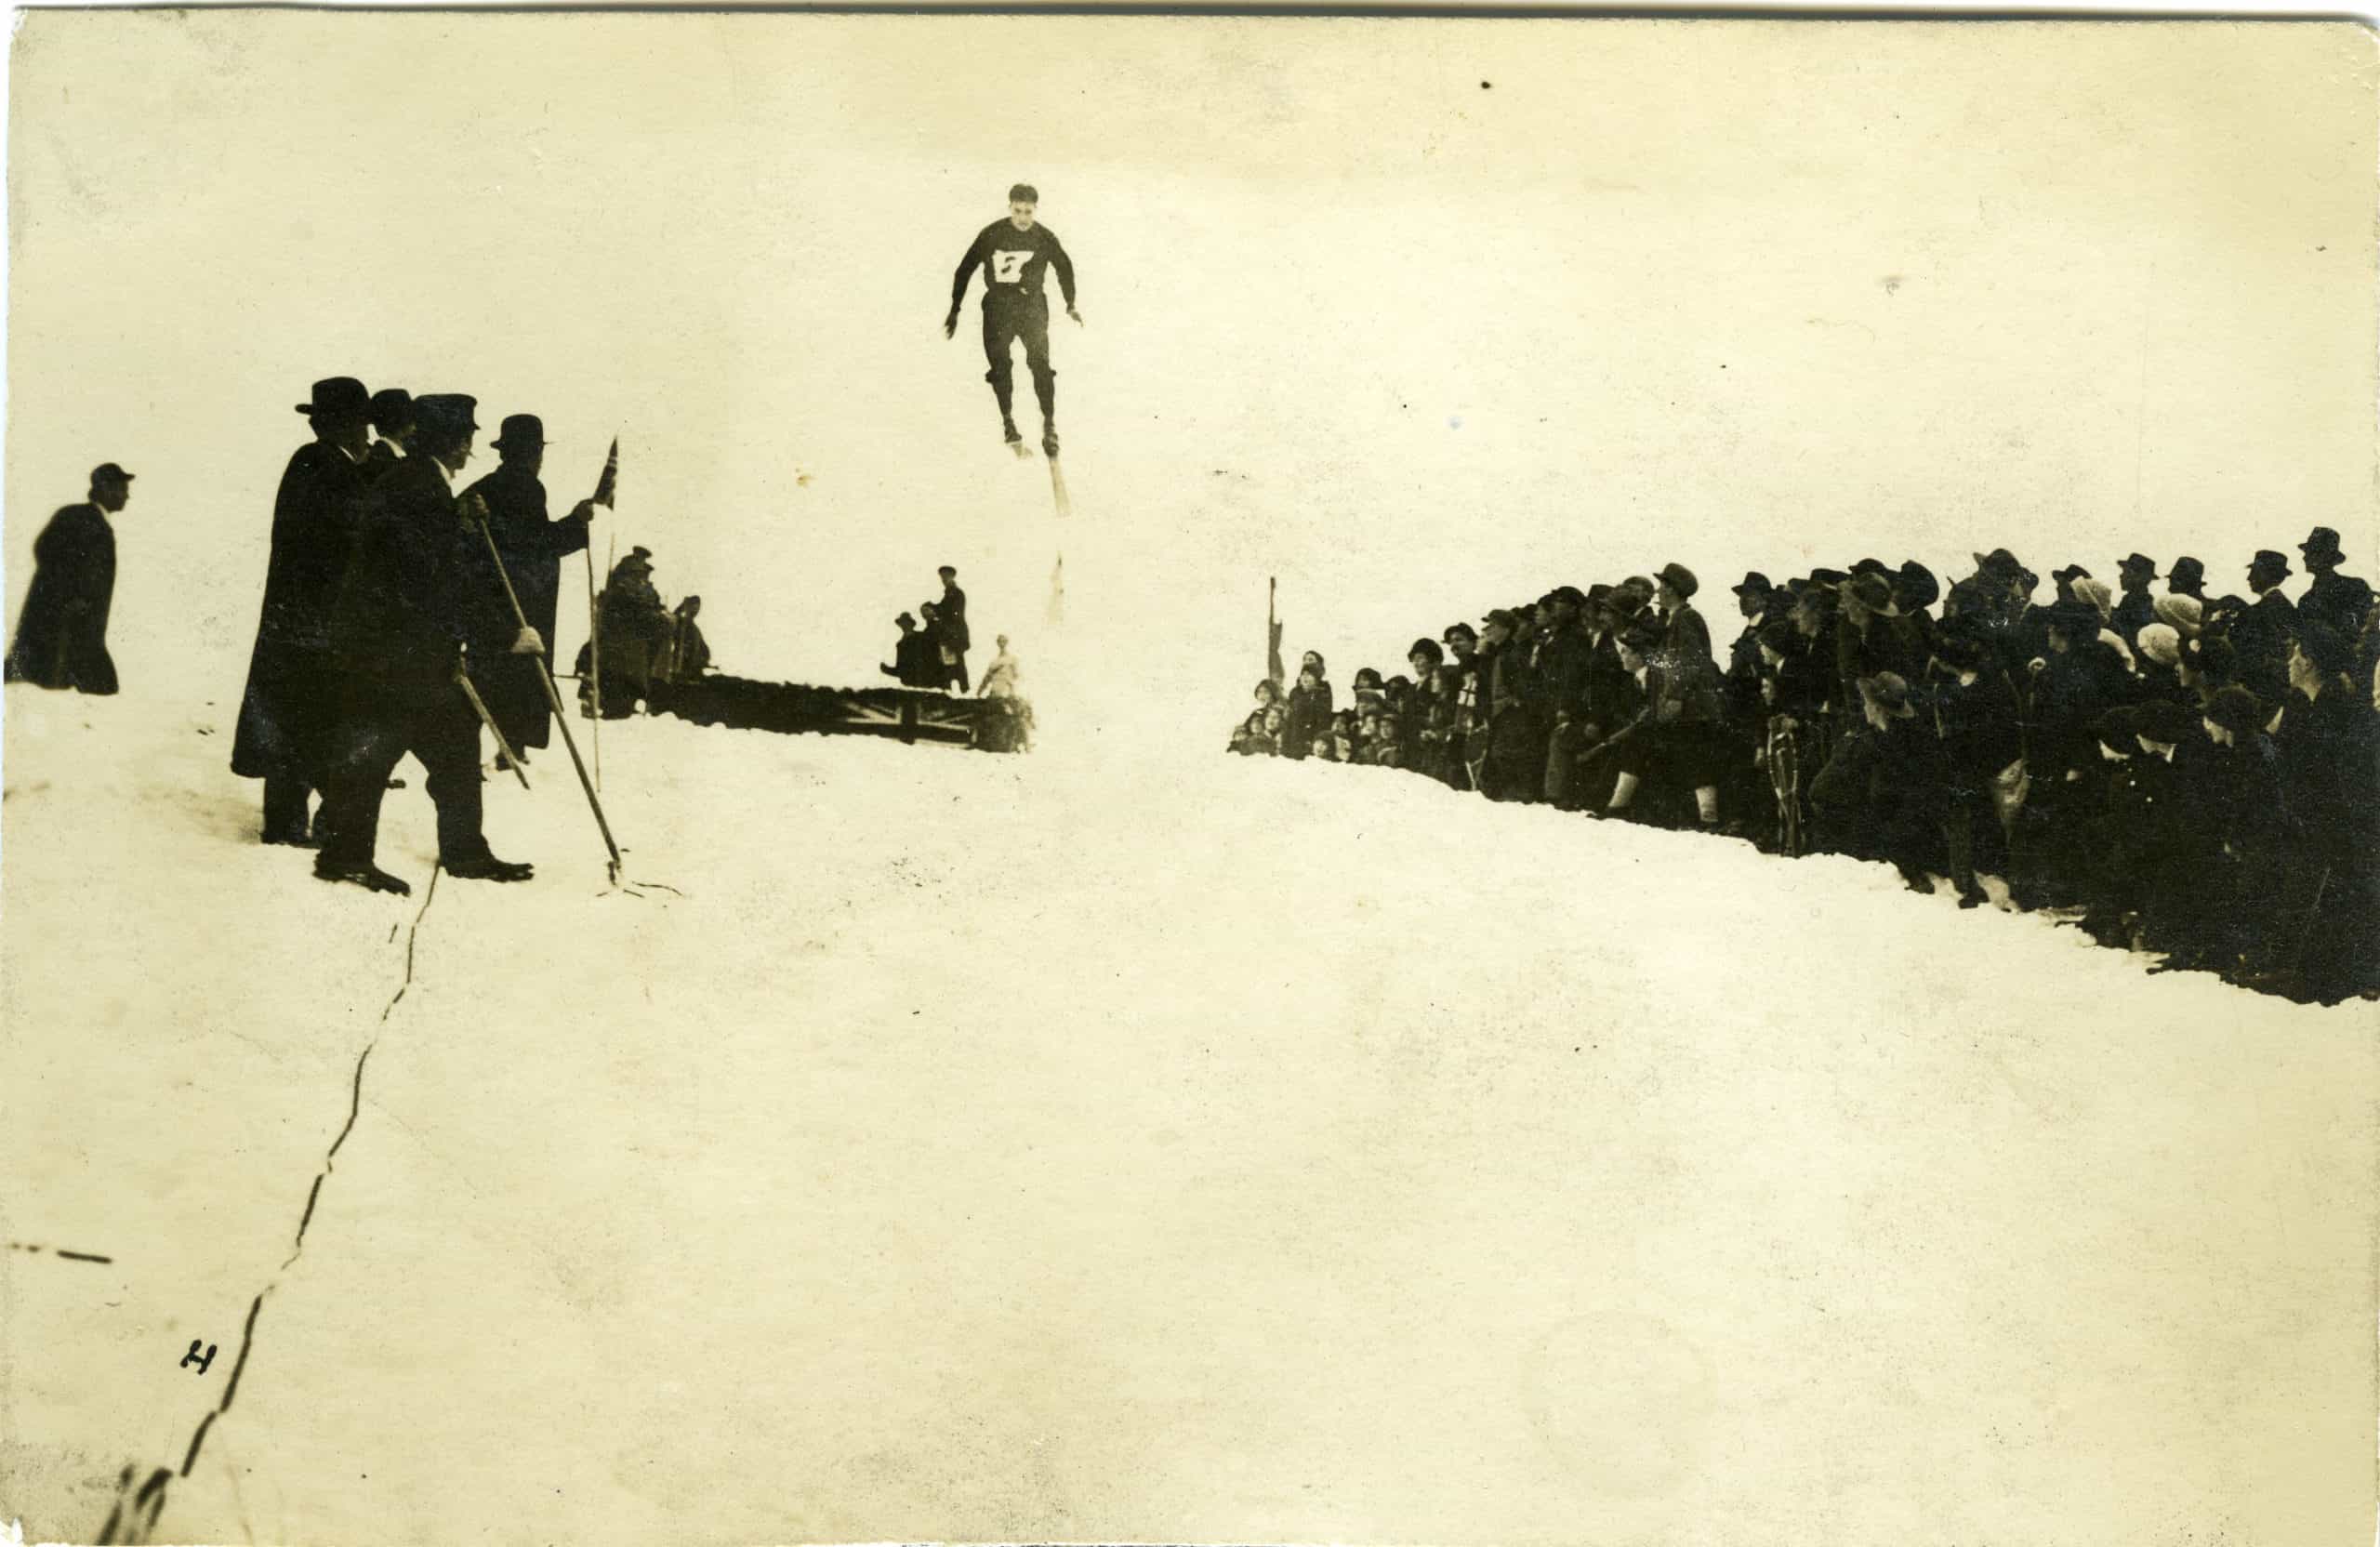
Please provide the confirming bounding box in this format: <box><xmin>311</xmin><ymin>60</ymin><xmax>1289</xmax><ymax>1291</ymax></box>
<box><xmin>586</xmin><ymin>543</ymin><xmax>602</xmax><ymax>790</ymax></box>
<box><xmin>468</xmin><ymin>501</ymin><xmax>625</xmax><ymax>880</ymax></box>
<box><xmin>587</xmin><ymin>437</ymin><xmax>618</xmax><ymax>790</ymax></box>
<box><xmin>456</xmin><ymin>664</ymin><xmax>532</xmax><ymax>789</ymax></box>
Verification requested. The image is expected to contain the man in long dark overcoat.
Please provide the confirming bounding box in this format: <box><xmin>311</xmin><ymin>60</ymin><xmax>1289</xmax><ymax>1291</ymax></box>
<box><xmin>231</xmin><ymin>377</ymin><xmax>374</xmax><ymax>844</ymax></box>
<box><xmin>313</xmin><ymin>394</ymin><xmax>536</xmax><ymax>895</ymax></box>
<box><xmin>6</xmin><ymin>463</ymin><xmax>132</xmax><ymax>697</ymax></box>
<box><xmin>462</xmin><ymin>414</ymin><xmax>593</xmax><ymax>762</ymax></box>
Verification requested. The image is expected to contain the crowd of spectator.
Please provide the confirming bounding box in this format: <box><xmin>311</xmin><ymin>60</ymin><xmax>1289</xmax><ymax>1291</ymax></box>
<box><xmin>1229</xmin><ymin>529</ymin><xmax>2380</xmax><ymax>1005</ymax></box>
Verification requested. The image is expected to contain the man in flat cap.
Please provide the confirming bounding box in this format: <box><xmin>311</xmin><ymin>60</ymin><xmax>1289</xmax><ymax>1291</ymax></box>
<box><xmin>463</xmin><ymin>413</ymin><xmax>595</xmax><ymax>763</ymax></box>
<box><xmin>231</xmin><ymin>377</ymin><xmax>374</xmax><ymax>844</ymax></box>
<box><xmin>313</xmin><ymin>393</ymin><xmax>537</xmax><ymax>894</ymax></box>
<box><xmin>2295</xmin><ymin>525</ymin><xmax>2372</xmax><ymax>641</ymax></box>
<box><xmin>6</xmin><ymin>462</ymin><xmax>132</xmax><ymax>695</ymax></box>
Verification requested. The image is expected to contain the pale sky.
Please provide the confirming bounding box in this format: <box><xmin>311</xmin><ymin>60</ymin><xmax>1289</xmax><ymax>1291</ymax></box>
<box><xmin>7</xmin><ymin>15</ymin><xmax>2373</xmax><ymax>738</ymax></box>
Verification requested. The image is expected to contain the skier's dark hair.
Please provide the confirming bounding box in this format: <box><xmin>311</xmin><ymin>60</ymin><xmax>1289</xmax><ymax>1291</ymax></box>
<box><xmin>1009</xmin><ymin>182</ymin><xmax>1038</xmax><ymax>205</ymax></box>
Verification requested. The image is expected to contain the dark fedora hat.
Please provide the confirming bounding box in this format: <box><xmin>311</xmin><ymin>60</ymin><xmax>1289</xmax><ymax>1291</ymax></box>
<box><xmin>2204</xmin><ymin>685</ymin><xmax>2268</xmax><ymax>737</ymax></box>
<box><xmin>1972</xmin><ymin>547</ymin><xmax>2021</xmax><ymax>576</ymax></box>
<box><xmin>1894</xmin><ymin>561</ymin><xmax>1940</xmax><ymax>610</ymax></box>
<box><xmin>490</xmin><ymin>414</ymin><xmax>549</xmax><ymax>453</ymax></box>
<box><xmin>1655</xmin><ymin>562</ymin><xmax>1699</xmax><ymax>598</ymax></box>
<box><xmin>2118</xmin><ymin>552</ymin><xmax>2157</xmax><ymax>576</ymax></box>
<box><xmin>2247</xmin><ymin>549</ymin><xmax>2292</xmax><ymax>584</ymax></box>
<box><xmin>411</xmin><ymin>393</ymin><xmax>480</xmax><ymax>441</ymax></box>
<box><xmin>2051</xmin><ymin>562</ymin><xmax>2093</xmax><ymax>586</ymax></box>
<box><xmin>297</xmin><ymin>377</ymin><xmax>371</xmax><ymax>419</ymax></box>
<box><xmin>2165</xmin><ymin>556</ymin><xmax>2207</xmax><ymax>589</ymax></box>
<box><xmin>2299</xmin><ymin>525</ymin><xmax>2347</xmax><ymax>562</ymax></box>
<box><xmin>1730</xmin><ymin>570</ymin><xmax>1775</xmax><ymax>597</ymax></box>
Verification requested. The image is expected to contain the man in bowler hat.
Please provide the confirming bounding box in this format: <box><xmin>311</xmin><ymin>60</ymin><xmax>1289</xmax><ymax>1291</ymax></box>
<box><xmin>5</xmin><ymin>463</ymin><xmax>133</xmax><ymax>695</ymax></box>
<box><xmin>462</xmin><ymin>413</ymin><xmax>595</xmax><ymax>764</ymax></box>
<box><xmin>2112</xmin><ymin>553</ymin><xmax>2159</xmax><ymax>643</ymax></box>
<box><xmin>2231</xmin><ymin>549</ymin><xmax>2298</xmax><ymax>702</ymax></box>
<box><xmin>2296</xmin><ymin>525</ymin><xmax>2373</xmax><ymax>641</ymax></box>
<box><xmin>314</xmin><ymin>393</ymin><xmax>538</xmax><ymax>894</ymax></box>
<box><xmin>231</xmin><ymin>377</ymin><xmax>375</xmax><ymax>844</ymax></box>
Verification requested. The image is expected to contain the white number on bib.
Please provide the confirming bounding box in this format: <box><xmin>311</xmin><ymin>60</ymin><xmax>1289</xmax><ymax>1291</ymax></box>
<box><xmin>991</xmin><ymin>249</ymin><xmax>1033</xmax><ymax>284</ymax></box>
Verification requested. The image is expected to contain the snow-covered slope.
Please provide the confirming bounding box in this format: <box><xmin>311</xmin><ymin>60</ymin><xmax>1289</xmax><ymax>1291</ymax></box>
<box><xmin>4</xmin><ymin>673</ymin><xmax>2372</xmax><ymax>1546</ymax></box>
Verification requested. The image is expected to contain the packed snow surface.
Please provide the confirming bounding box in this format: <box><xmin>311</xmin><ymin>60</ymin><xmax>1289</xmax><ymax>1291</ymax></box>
<box><xmin>3</xmin><ymin>665</ymin><xmax>2372</xmax><ymax>1545</ymax></box>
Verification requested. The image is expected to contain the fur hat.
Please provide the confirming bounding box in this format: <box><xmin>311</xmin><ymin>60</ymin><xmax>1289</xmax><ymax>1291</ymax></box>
<box><xmin>2152</xmin><ymin>593</ymin><xmax>2204</xmax><ymax>637</ymax></box>
<box><xmin>2135</xmin><ymin>623</ymin><xmax>2183</xmax><ymax>668</ymax></box>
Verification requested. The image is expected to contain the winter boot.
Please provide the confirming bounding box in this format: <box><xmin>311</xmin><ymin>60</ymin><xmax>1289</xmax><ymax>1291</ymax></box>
<box><xmin>444</xmin><ymin>853</ymin><xmax>536</xmax><ymax>883</ymax></box>
<box><xmin>313</xmin><ymin>855</ymin><xmax>412</xmax><ymax>896</ymax></box>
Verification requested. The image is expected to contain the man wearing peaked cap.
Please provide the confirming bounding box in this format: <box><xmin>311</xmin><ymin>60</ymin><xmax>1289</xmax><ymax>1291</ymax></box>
<box><xmin>2112</xmin><ymin>553</ymin><xmax>2158</xmax><ymax>644</ymax></box>
<box><xmin>2296</xmin><ymin>524</ymin><xmax>2373</xmax><ymax>641</ymax></box>
<box><xmin>463</xmin><ymin>412</ymin><xmax>596</xmax><ymax>764</ymax></box>
<box><xmin>314</xmin><ymin>390</ymin><xmax>537</xmax><ymax>895</ymax></box>
<box><xmin>5</xmin><ymin>461</ymin><xmax>134</xmax><ymax>696</ymax></box>
<box><xmin>232</xmin><ymin>378</ymin><xmax>376</xmax><ymax>844</ymax></box>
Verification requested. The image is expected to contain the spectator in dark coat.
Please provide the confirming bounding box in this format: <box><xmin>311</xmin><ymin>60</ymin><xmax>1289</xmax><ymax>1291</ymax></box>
<box><xmin>7</xmin><ymin>463</ymin><xmax>131</xmax><ymax>699</ymax></box>
<box><xmin>461</xmin><ymin>415</ymin><xmax>595</xmax><ymax>762</ymax></box>
<box><xmin>1282</xmin><ymin>655</ymin><xmax>1333</xmax><ymax>762</ymax></box>
<box><xmin>883</xmin><ymin>612</ymin><xmax>939</xmax><ymax>687</ymax></box>
<box><xmin>1724</xmin><ymin>572</ymin><xmax>1777</xmax><ymax>726</ymax></box>
<box><xmin>2230</xmin><ymin>549</ymin><xmax>2298</xmax><ymax>702</ymax></box>
<box><xmin>1926</xmin><ymin>626</ymin><xmax>2022</xmax><ymax>905</ymax></box>
<box><xmin>313</xmin><ymin>394</ymin><xmax>534</xmax><ymax>895</ymax></box>
<box><xmin>1809</xmin><ymin>671</ymin><xmax>1946</xmax><ymax>884</ymax></box>
<box><xmin>2296</xmin><ymin>526</ymin><xmax>2373</xmax><ymax>642</ymax></box>
<box><xmin>2112</xmin><ymin>553</ymin><xmax>2159</xmax><ymax>643</ymax></box>
<box><xmin>934</xmin><ymin>565</ymin><xmax>972</xmax><ymax>692</ymax></box>
<box><xmin>231</xmin><ymin>378</ymin><xmax>377</xmax><ymax>843</ymax></box>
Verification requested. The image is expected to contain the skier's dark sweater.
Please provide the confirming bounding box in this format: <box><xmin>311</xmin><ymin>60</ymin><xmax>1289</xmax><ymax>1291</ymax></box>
<box><xmin>950</xmin><ymin>221</ymin><xmax>1077</xmax><ymax>314</ymax></box>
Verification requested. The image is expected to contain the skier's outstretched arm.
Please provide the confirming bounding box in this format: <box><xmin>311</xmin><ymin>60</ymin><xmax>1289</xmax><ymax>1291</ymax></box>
<box><xmin>945</xmin><ymin>235</ymin><xmax>986</xmax><ymax>337</ymax></box>
<box><xmin>1051</xmin><ymin>235</ymin><xmax>1080</xmax><ymax>324</ymax></box>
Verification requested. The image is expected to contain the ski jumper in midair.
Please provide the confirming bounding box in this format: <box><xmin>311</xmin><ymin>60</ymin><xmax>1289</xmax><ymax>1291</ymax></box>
<box><xmin>945</xmin><ymin>183</ymin><xmax>1079</xmax><ymax>456</ymax></box>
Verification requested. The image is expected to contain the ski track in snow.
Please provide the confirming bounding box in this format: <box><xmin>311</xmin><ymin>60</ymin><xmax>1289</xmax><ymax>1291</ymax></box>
<box><xmin>96</xmin><ymin>855</ymin><xmax>448</xmax><ymax>1542</ymax></box>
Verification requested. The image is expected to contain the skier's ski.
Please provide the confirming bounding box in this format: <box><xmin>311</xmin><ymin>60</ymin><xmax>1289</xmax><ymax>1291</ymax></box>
<box><xmin>1046</xmin><ymin>453</ymin><xmax>1071</xmax><ymax>518</ymax></box>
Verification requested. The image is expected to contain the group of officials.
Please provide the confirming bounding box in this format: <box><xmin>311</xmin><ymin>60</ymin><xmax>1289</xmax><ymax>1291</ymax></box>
<box><xmin>1238</xmin><ymin>535</ymin><xmax>2380</xmax><ymax>1004</ymax></box>
<box><xmin>231</xmin><ymin>377</ymin><xmax>598</xmax><ymax>896</ymax></box>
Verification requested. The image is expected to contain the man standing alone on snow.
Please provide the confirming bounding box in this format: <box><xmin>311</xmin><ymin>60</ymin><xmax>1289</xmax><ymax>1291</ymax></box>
<box><xmin>945</xmin><ymin>182</ymin><xmax>1080</xmax><ymax>456</ymax></box>
<box><xmin>7</xmin><ymin>462</ymin><xmax>134</xmax><ymax>696</ymax></box>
